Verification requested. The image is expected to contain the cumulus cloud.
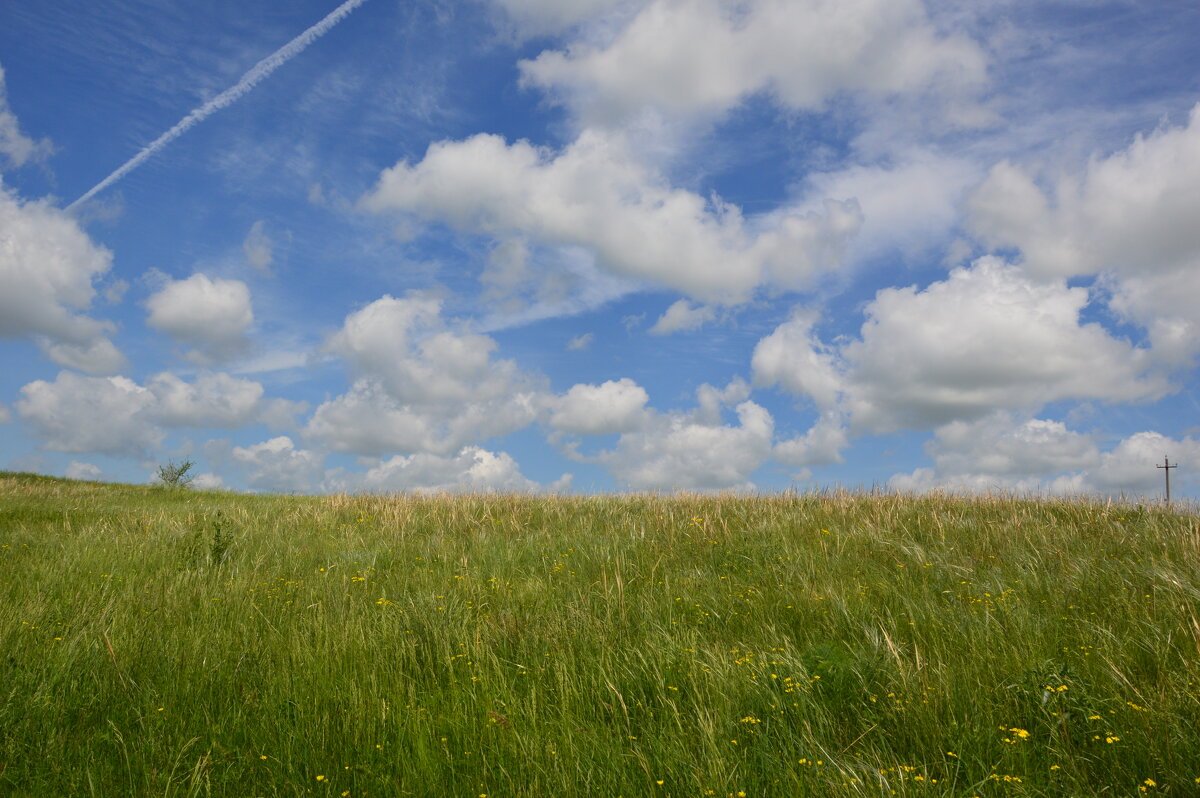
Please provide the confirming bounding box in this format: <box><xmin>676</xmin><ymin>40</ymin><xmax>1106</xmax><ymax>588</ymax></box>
<box><xmin>306</xmin><ymin>293</ymin><xmax>543</xmax><ymax>457</ymax></box>
<box><xmin>931</xmin><ymin>414</ymin><xmax>1099</xmax><ymax>478</ymax></box>
<box><xmin>754</xmin><ymin>258</ymin><xmax>1169</xmax><ymax>435</ymax></box>
<box><xmin>242</xmin><ymin>220</ymin><xmax>274</xmax><ymax>273</ymax></box>
<box><xmin>145</xmin><ymin>273</ymin><xmax>254</xmax><ymax>364</ymax></box>
<box><xmin>361</xmin><ymin>130</ymin><xmax>861</xmax><ymax>303</ymax></box>
<box><xmin>539</xmin><ymin>376</ymin><xmax>773</xmax><ymax>490</ymax></box>
<box><xmin>17</xmin><ymin>373</ymin><xmax>161</xmax><ymax>456</ymax></box>
<box><xmin>648</xmin><ymin>299</ymin><xmax>715</xmax><ymax>335</ymax></box>
<box><xmin>519</xmin><ymin>0</ymin><xmax>985</xmax><ymax>125</ymax></box>
<box><xmin>887</xmin><ymin>413</ymin><xmax>1099</xmax><ymax>493</ymax></box>
<box><xmin>305</xmin><ymin>381</ymin><xmax>446</xmax><ymax>456</ymax></box>
<box><xmin>351</xmin><ymin>446</ymin><xmax>543</xmax><ymax>493</ymax></box>
<box><xmin>889</xmin><ymin>417</ymin><xmax>1198</xmax><ymax>499</ymax></box>
<box><xmin>0</xmin><ymin>183</ymin><xmax>124</xmax><ymax>374</ymax></box>
<box><xmin>968</xmin><ymin>104</ymin><xmax>1200</xmax><ymax>363</ymax></box>
<box><xmin>802</xmin><ymin>151</ymin><xmax>981</xmax><ymax>265</ymax></box>
<box><xmin>773</xmin><ymin>411</ymin><xmax>848</xmax><ymax>469</ymax></box>
<box><xmin>1105</xmin><ymin>270</ymin><xmax>1200</xmax><ymax>368</ymax></box>
<box><xmin>548</xmin><ymin>379</ymin><xmax>768</xmax><ymax>491</ymax></box>
<box><xmin>191</xmin><ymin>472</ymin><xmax>225</xmax><ymax>490</ymax></box>
<box><xmin>601</xmin><ymin>396</ymin><xmax>773</xmax><ymax>491</ymax></box>
<box><xmin>147</xmin><ymin>371</ymin><xmax>305</xmax><ymax>429</ymax></box>
<box><xmin>230</xmin><ymin>436</ymin><xmax>325</xmax><ymax>493</ymax></box>
<box><xmin>1059</xmin><ymin>432</ymin><xmax>1200</xmax><ymax>498</ymax></box>
<box><xmin>841</xmin><ymin>258</ymin><xmax>1167</xmax><ymax>430</ymax></box>
<box><xmin>751</xmin><ymin>310</ymin><xmax>843</xmax><ymax>411</ymax></box>
<box><xmin>65</xmin><ymin>461</ymin><xmax>104</xmax><ymax>481</ymax></box>
<box><xmin>0</xmin><ymin>65</ymin><xmax>51</xmax><ymax>167</ymax></box>
<box><xmin>970</xmin><ymin>105</ymin><xmax>1200</xmax><ymax>280</ymax></box>
<box><xmin>38</xmin><ymin>337</ymin><xmax>126</xmax><ymax>376</ymax></box>
<box><xmin>547</xmin><ymin>377</ymin><xmax>650</xmax><ymax>435</ymax></box>
<box><xmin>15</xmin><ymin>370</ymin><xmax>301</xmax><ymax>458</ymax></box>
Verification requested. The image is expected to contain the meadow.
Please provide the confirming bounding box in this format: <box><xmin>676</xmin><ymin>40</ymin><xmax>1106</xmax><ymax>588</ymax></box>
<box><xmin>1</xmin><ymin>472</ymin><xmax>1198</xmax><ymax>797</ymax></box>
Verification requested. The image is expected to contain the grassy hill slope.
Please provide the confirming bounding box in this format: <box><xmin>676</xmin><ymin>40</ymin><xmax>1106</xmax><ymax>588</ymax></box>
<box><xmin>2</xmin><ymin>474</ymin><xmax>1198</xmax><ymax>796</ymax></box>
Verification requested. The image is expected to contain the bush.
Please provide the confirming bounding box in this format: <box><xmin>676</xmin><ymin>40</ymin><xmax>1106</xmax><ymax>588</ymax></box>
<box><xmin>155</xmin><ymin>459</ymin><xmax>195</xmax><ymax>489</ymax></box>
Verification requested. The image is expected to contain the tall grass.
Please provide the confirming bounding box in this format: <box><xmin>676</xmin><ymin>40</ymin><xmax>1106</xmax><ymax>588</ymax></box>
<box><xmin>2</xmin><ymin>472</ymin><xmax>1198</xmax><ymax>796</ymax></box>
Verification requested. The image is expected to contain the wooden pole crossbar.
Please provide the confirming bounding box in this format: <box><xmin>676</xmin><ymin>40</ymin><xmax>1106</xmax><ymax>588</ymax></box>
<box><xmin>1156</xmin><ymin>456</ymin><xmax>1177</xmax><ymax>505</ymax></box>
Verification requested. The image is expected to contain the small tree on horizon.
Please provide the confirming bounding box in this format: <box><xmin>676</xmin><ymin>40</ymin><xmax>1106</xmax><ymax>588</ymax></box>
<box><xmin>156</xmin><ymin>459</ymin><xmax>195</xmax><ymax>489</ymax></box>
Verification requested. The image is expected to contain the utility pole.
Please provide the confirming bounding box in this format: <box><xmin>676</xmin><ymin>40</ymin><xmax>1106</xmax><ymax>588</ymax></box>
<box><xmin>1157</xmin><ymin>456</ymin><xmax>1177</xmax><ymax>505</ymax></box>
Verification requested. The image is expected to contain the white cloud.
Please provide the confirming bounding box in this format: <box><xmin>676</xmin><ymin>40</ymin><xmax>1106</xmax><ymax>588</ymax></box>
<box><xmin>519</xmin><ymin>0</ymin><xmax>985</xmax><ymax>126</ymax></box>
<box><xmin>547</xmin><ymin>378</ymin><xmax>650</xmax><ymax>435</ymax></box>
<box><xmin>17</xmin><ymin>372</ymin><xmax>161</xmax><ymax>456</ymax></box>
<box><xmin>773</xmin><ymin>411</ymin><xmax>848</xmax><ymax>468</ymax></box>
<box><xmin>970</xmin><ymin>105</ymin><xmax>1200</xmax><ymax>280</ymax></box>
<box><xmin>151</xmin><ymin>369</ymin><xmax>264</xmax><ymax>428</ymax></box>
<box><xmin>755</xmin><ymin>258</ymin><xmax>1170</xmax><ymax>434</ymax></box>
<box><xmin>889</xmin><ymin>418</ymin><xmax>1199</xmax><ymax>500</ymax></box>
<box><xmin>968</xmin><ymin>104</ymin><xmax>1200</xmax><ymax>363</ymax></box>
<box><xmin>38</xmin><ymin>337</ymin><xmax>126</xmax><ymax>376</ymax></box>
<box><xmin>751</xmin><ymin>310</ymin><xmax>843</xmax><ymax>410</ymax></box>
<box><xmin>191</xmin><ymin>472</ymin><xmax>225</xmax><ymax>490</ymax></box>
<box><xmin>65</xmin><ymin>461</ymin><xmax>103</xmax><ymax>481</ymax></box>
<box><xmin>594</xmin><ymin>383</ymin><xmax>774</xmax><ymax>490</ymax></box>
<box><xmin>351</xmin><ymin>446</ymin><xmax>542</xmax><ymax>493</ymax></box>
<box><xmin>306</xmin><ymin>294</ymin><xmax>543</xmax><ymax>456</ymax></box>
<box><xmin>1063</xmin><ymin>433</ymin><xmax>1200</xmax><ymax>498</ymax></box>
<box><xmin>0</xmin><ymin>403</ymin><xmax>9</xmax><ymax>424</ymax></box>
<box><xmin>147</xmin><ymin>371</ymin><xmax>304</xmax><ymax>429</ymax></box>
<box><xmin>477</xmin><ymin>243</ymin><xmax>644</xmax><ymax>331</ymax></box>
<box><xmin>542</xmin><ymin>376</ymin><xmax>772</xmax><ymax>490</ymax></box>
<box><xmin>361</xmin><ymin>130</ymin><xmax>861</xmax><ymax>303</ymax></box>
<box><xmin>566</xmin><ymin>332</ymin><xmax>593</xmax><ymax>351</ymax></box>
<box><xmin>305</xmin><ymin>381</ymin><xmax>443</xmax><ymax>456</ymax></box>
<box><xmin>15</xmin><ymin>370</ymin><xmax>301</xmax><ymax>458</ymax></box>
<box><xmin>693</xmin><ymin>377</ymin><xmax>751</xmax><ymax>424</ymax></box>
<box><xmin>242</xmin><ymin>220</ymin><xmax>273</xmax><ymax>273</ymax></box>
<box><xmin>230</xmin><ymin>436</ymin><xmax>324</xmax><ymax>493</ymax></box>
<box><xmin>1105</xmin><ymin>270</ymin><xmax>1200</xmax><ymax>368</ymax></box>
<box><xmin>324</xmin><ymin>293</ymin><xmax>516</xmax><ymax>403</ymax></box>
<box><xmin>648</xmin><ymin>299</ymin><xmax>715</xmax><ymax>335</ymax></box>
<box><xmin>0</xmin><ymin>65</ymin><xmax>51</xmax><ymax>167</ymax></box>
<box><xmin>802</xmin><ymin>151</ymin><xmax>980</xmax><ymax>265</ymax></box>
<box><xmin>842</xmin><ymin>258</ymin><xmax>1167</xmax><ymax>430</ymax></box>
<box><xmin>887</xmin><ymin>412</ymin><xmax>1099</xmax><ymax>493</ymax></box>
<box><xmin>931</xmin><ymin>415</ymin><xmax>1099</xmax><ymax>477</ymax></box>
<box><xmin>603</xmin><ymin>400</ymin><xmax>773</xmax><ymax>491</ymax></box>
<box><xmin>0</xmin><ymin>183</ymin><xmax>124</xmax><ymax>374</ymax></box>
<box><xmin>145</xmin><ymin>273</ymin><xmax>254</xmax><ymax>364</ymax></box>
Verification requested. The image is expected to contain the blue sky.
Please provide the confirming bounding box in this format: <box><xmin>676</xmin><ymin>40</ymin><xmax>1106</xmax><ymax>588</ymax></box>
<box><xmin>1</xmin><ymin>0</ymin><xmax>1198</xmax><ymax>497</ymax></box>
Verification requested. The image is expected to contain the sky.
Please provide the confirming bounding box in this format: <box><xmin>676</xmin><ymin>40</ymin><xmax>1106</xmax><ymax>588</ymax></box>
<box><xmin>1</xmin><ymin>0</ymin><xmax>1198</xmax><ymax>498</ymax></box>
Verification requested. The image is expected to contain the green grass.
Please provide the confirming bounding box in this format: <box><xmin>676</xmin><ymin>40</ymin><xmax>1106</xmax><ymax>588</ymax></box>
<box><xmin>2</xmin><ymin>472</ymin><xmax>1199</xmax><ymax>796</ymax></box>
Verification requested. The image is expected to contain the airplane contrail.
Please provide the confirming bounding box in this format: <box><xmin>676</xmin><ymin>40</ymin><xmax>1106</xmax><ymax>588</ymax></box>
<box><xmin>67</xmin><ymin>0</ymin><xmax>370</xmax><ymax>211</ymax></box>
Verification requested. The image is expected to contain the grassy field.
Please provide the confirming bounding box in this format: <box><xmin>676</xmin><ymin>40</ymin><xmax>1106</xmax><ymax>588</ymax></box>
<box><xmin>1</xmin><ymin>472</ymin><xmax>1198</xmax><ymax>797</ymax></box>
